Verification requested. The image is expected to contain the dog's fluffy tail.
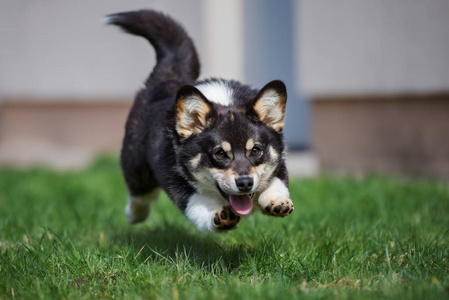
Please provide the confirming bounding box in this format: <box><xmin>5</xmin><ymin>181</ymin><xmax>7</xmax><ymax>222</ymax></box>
<box><xmin>104</xmin><ymin>10</ymin><xmax>200</xmax><ymax>90</ymax></box>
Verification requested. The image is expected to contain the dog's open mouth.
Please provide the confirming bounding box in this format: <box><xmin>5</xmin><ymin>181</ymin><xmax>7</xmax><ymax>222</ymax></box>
<box><xmin>217</xmin><ymin>184</ymin><xmax>253</xmax><ymax>215</ymax></box>
<box><xmin>229</xmin><ymin>194</ymin><xmax>253</xmax><ymax>215</ymax></box>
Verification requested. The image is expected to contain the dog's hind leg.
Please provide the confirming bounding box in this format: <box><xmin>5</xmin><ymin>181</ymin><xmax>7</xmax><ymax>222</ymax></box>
<box><xmin>123</xmin><ymin>168</ymin><xmax>160</xmax><ymax>224</ymax></box>
<box><xmin>125</xmin><ymin>187</ymin><xmax>160</xmax><ymax>224</ymax></box>
<box><xmin>121</xmin><ymin>142</ymin><xmax>160</xmax><ymax>224</ymax></box>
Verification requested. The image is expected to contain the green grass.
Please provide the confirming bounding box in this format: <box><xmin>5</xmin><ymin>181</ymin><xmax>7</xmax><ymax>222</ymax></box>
<box><xmin>0</xmin><ymin>156</ymin><xmax>448</xmax><ymax>299</ymax></box>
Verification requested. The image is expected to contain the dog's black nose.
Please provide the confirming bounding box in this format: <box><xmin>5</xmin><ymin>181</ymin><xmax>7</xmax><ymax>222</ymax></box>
<box><xmin>236</xmin><ymin>177</ymin><xmax>254</xmax><ymax>193</ymax></box>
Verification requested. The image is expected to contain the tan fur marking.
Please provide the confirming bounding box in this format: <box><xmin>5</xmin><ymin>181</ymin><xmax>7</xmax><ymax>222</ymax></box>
<box><xmin>176</xmin><ymin>100</ymin><xmax>186</xmax><ymax>127</ymax></box>
<box><xmin>176</xmin><ymin>95</ymin><xmax>211</xmax><ymax>138</ymax></box>
<box><xmin>245</xmin><ymin>139</ymin><xmax>255</xmax><ymax>151</ymax></box>
<box><xmin>221</xmin><ymin>141</ymin><xmax>232</xmax><ymax>153</ymax></box>
<box><xmin>254</xmin><ymin>89</ymin><xmax>286</xmax><ymax>132</ymax></box>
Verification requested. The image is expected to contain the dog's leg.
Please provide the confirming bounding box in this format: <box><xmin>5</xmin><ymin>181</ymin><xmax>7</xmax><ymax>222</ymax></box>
<box><xmin>212</xmin><ymin>205</ymin><xmax>241</xmax><ymax>231</ymax></box>
<box><xmin>184</xmin><ymin>194</ymin><xmax>240</xmax><ymax>232</ymax></box>
<box><xmin>125</xmin><ymin>188</ymin><xmax>160</xmax><ymax>224</ymax></box>
<box><xmin>258</xmin><ymin>177</ymin><xmax>294</xmax><ymax>217</ymax></box>
<box><xmin>121</xmin><ymin>135</ymin><xmax>160</xmax><ymax>224</ymax></box>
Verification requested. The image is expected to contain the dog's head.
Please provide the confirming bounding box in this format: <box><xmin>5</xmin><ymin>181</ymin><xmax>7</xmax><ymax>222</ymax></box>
<box><xmin>175</xmin><ymin>80</ymin><xmax>287</xmax><ymax>215</ymax></box>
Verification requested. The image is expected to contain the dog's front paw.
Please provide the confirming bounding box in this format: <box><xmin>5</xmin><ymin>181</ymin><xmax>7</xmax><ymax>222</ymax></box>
<box><xmin>262</xmin><ymin>196</ymin><xmax>294</xmax><ymax>217</ymax></box>
<box><xmin>213</xmin><ymin>206</ymin><xmax>241</xmax><ymax>231</ymax></box>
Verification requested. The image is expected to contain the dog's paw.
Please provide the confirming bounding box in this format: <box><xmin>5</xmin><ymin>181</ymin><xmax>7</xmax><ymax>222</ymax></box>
<box><xmin>213</xmin><ymin>206</ymin><xmax>241</xmax><ymax>231</ymax></box>
<box><xmin>262</xmin><ymin>197</ymin><xmax>294</xmax><ymax>217</ymax></box>
<box><xmin>125</xmin><ymin>201</ymin><xmax>150</xmax><ymax>224</ymax></box>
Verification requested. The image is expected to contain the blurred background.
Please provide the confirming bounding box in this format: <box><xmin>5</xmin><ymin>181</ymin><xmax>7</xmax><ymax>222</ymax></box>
<box><xmin>0</xmin><ymin>0</ymin><xmax>448</xmax><ymax>179</ymax></box>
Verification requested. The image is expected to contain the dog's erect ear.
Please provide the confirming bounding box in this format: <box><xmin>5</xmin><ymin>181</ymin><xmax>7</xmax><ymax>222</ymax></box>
<box><xmin>176</xmin><ymin>85</ymin><xmax>213</xmax><ymax>139</ymax></box>
<box><xmin>252</xmin><ymin>80</ymin><xmax>287</xmax><ymax>132</ymax></box>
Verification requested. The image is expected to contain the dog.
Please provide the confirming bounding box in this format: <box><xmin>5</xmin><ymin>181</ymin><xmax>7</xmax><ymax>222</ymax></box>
<box><xmin>105</xmin><ymin>9</ymin><xmax>294</xmax><ymax>232</ymax></box>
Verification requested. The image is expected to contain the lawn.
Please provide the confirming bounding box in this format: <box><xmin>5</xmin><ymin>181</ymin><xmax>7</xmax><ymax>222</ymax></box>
<box><xmin>0</xmin><ymin>156</ymin><xmax>448</xmax><ymax>299</ymax></box>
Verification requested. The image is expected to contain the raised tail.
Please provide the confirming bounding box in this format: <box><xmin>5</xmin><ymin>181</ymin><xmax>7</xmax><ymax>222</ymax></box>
<box><xmin>104</xmin><ymin>10</ymin><xmax>200</xmax><ymax>90</ymax></box>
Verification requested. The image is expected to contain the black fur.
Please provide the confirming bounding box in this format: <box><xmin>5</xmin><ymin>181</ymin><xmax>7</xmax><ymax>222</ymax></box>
<box><xmin>106</xmin><ymin>10</ymin><xmax>199</xmax><ymax>209</ymax></box>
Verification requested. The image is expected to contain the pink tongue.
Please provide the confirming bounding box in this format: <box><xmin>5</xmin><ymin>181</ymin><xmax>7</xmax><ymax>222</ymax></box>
<box><xmin>229</xmin><ymin>194</ymin><xmax>253</xmax><ymax>215</ymax></box>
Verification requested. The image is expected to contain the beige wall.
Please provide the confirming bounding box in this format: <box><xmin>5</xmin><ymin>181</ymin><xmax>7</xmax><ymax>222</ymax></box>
<box><xmin>6</xmin><ymin>1</ymin><xmax>449</xmax><ymax>100</ymax></box>
<box><xmin>298</xmin><ymin>0</ymin><xmax>449</xmax><ymax>96</ymax></box>
<box><xmin>0</xmin><ymin>1</ymin><xmax>244</xmax><ymax>101</ymax></box>
<box><xmin>201</xmin><ymin>0</ymin><xmax>244</xmax><ymax>82</ymax></box>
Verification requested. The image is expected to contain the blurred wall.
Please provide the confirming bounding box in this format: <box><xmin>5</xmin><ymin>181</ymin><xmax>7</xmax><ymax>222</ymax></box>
<box><xmin>0</xmin><ymin>1</ymin><xmax>246</xmax><ymax>168</ymax></box>
<box><xmin>0</xmin><ymin>1</ymin><xmax>247</xmax><ymax>100</ymax></box>
<box><xmin>298</xmin><ymin>0</ymin><xmax>449</xmax><ymax>179</ymax></box>
<box><xmin>298</xmin><ymin>0</ymin><xmax>449</xmax><ymax>95</ymax></box>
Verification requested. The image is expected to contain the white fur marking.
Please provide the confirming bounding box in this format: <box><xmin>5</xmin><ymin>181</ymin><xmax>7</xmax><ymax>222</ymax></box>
<box><xmin>258</xmin><ymin>177</ymin><xmax>290</xmax><ymax>208</ymax></box>
<box><xmin>185</xmin><ymin>193</ymin><xmax>227</xmax><ymax>232</ymax></box>
<box><xmin>125</xmin><ymin>189</ymin><xmax>160</xmax><ymax>224</ymax></box>
<box><xmin>101</xmin><ymin>15</ymin><xmax>116</xmax><ymax>25</ymax></box>
<box><xmin>269</xmin><ymin>146</ymin><xmax>279</xmax><ymax>161</ymax></box>
<box><xmin>190</xmin><ymin>154</ymin><xmax>202</xmax><ymax>168</ymax></box>
<box><xmin>196</xmin><ymin>81</ymin><xmax>234</xmax><ymax>106</ymax></box>
<box><xmin>210</xmin><ymin>168</ymin><xmax>242</xmax><ymax>194</ymax></box>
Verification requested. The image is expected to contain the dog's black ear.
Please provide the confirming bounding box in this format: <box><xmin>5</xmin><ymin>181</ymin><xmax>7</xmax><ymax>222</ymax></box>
<box><xmin>176</xmin><ymin>85</ymin><xmax>213</xmax><ymax>139</ymax></box>
<box><xmin>252</xmin><ymin>80</ymin><xmax>287</xmax><ymax>132</ymax></box>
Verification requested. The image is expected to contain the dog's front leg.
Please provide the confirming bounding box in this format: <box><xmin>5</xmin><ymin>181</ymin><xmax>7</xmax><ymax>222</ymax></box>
<box><xmin>184</xmin><ymin>194</ymin><xmax>241</xmax><ymax>232</ymax></box>
<box><xmin>258</xmin><ymin>177</ymin><xmax>294</xmax><ymax>217</ymax></box>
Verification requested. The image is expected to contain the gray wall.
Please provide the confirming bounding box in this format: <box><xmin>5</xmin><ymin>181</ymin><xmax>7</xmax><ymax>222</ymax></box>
<box><xmin>298</xmin><ymin>0</ymin><xmax>449</xmax><ymax>96</ymax></box>
<box><xmin>0</xmin><ymin>1</ymin><xmax>204</xmax><ymax>100</ymax></box>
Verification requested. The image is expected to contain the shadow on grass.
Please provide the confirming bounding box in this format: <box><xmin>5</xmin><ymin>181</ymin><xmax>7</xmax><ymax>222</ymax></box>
<box><xmin>111</xmin><ymin>224</ymin><xmax>246</xmax><ymax>271</ymax></box>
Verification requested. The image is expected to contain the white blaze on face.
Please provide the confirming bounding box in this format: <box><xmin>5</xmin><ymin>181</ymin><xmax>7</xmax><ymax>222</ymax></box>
<box><xmin>196</xmin><ymin>80</ymin><xmax>234</xmax><ymax>106</ymax></box>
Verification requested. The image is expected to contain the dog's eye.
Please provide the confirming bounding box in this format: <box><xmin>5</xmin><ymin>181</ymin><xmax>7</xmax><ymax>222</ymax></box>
<box><xmin>214</xmin><ymin>149</ymin><xmax>226</xmax><ymax>160</ymax></box>
<box><xmin>251</xmin><ymin>146</ymin><xmax>262</xmax><ymax>157</ymax></box>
